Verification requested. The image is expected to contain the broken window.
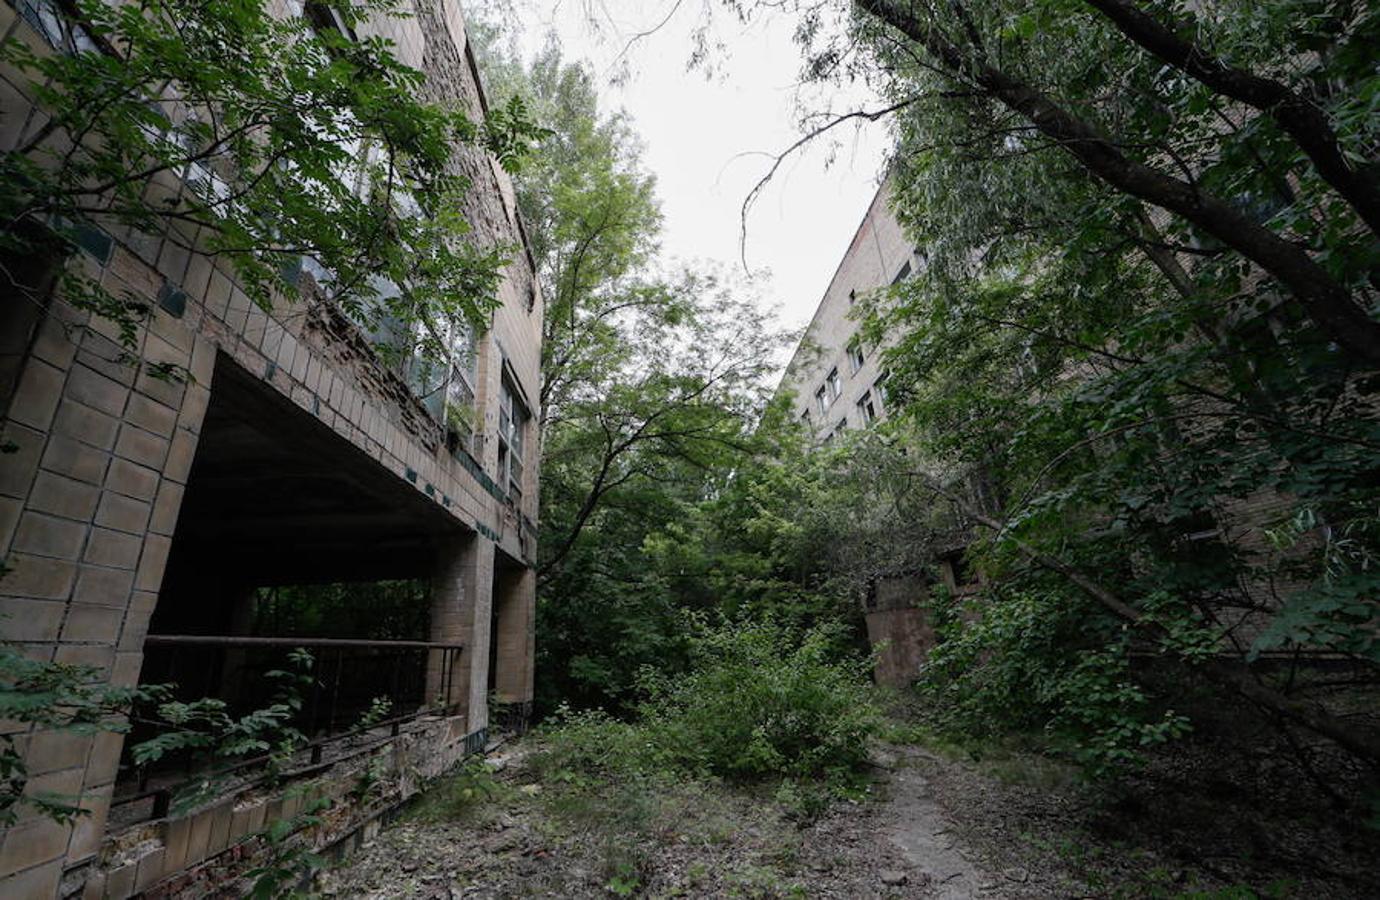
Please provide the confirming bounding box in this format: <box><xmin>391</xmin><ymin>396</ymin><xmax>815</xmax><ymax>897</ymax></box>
<box><xmin>497</xmin><ymin>376</ymin><xmax>530</xmax><ymax>500</ymax></box>
<box><xmin>874</xmin><ymin>371</ymin><xmax>890</xmax><ymax>407</ymax></box>
<box><xmin>857</xmin><ymin>392</ymin><xmax>877</xmax><ymax>425</ymax></box>
<box><xmin>847</xmin><ymin>340</ymin><xmax>865</xmax><ymax>374</ymax></box>
<box><xmin>825</xmin><ymin>367</ymin><xmax>841</xmax><ymax>402</ymax></box>
<box><xmin>814</xmin><ymin>385</ymin><xmax>828</xmax><ymax>415</ymax></box>
<box><xmin>297</xmin><ymin>0</ymin><xmax>354</xmax><ymax>37</ymax></box>
<box><xmin>15</xmin><ymin>0</ymin><xmax>99</xmax><ymax>53</ymax></box>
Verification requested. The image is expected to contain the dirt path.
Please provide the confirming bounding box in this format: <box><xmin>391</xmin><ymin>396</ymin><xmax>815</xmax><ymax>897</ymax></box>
<box><xmin>879</xmin><ymin>751</ymin><xmax>994</xmax><ymax>897</ymax></box>
<box><xmin>320</xmin><ymin>718</ymin><xmax>1380</xmax><ymax>898</ymax></box>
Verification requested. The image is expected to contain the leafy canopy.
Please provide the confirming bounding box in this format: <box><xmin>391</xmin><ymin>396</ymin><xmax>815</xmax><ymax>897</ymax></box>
<box><xmin>0</xmin><ymin>0</ymin><xmax>545</xmax><ymax>358</ymax></box>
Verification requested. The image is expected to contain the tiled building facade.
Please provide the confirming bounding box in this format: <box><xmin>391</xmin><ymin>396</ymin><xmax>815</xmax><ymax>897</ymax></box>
<box><xmin>0</xmin><ymin>1</ymin><xmax>541</xmax><ymax>896</ymax></box>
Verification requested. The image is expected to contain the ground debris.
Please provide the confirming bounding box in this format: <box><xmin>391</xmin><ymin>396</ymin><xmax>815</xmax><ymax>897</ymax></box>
<box><xmin>320</xmin><ymin>725</ymin><xmax>1380</xmax><ymax>898</ymax></box>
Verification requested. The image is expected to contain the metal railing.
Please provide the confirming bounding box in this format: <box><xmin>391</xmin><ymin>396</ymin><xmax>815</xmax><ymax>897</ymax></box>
<box><xmin>109</xmin><ymin>635</ymin><xmax>464</xmax><ymax>827</ymax></box>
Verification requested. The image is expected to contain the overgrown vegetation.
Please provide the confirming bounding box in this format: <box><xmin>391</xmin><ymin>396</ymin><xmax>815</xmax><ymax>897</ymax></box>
<box><xmin>467</xmin><ymin>12</ymin><xmax>812</xmax><ymax>716</ymax></box>
<box><xmin>0</xmin><ymin>0</ymin><xmax>543</xmax><ymax>364</ymax></box>
<box><xmin>130</xmin><ymin>648</ymin><xmax>317</xmax><ymax>813</ymax></box>
<box><xmin>6</xmin><ymin>0</ymin><xmax>1380</xmax><ymax>893</ymax></box>
<box><xmin>465</xmin><ymin>9</ymin><xmax>1380</xmax><ymax>878</ymax></box>
<box><xmin>531</xmin><ymin>620</ymin><xmax>881</xmax><ymax>800</ymax></box>
<box><xmin>838</xmin><ymin>0</ymin><xmax>1380</xmax><ymax>790</ymax></box>
<box><xmin>0</xmin><ymin>642</ymin><xmax>141</xmax><ymax>825</ymax></box>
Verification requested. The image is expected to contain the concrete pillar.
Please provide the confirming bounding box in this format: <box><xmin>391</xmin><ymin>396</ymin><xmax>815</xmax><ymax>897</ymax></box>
<box><xmin>490</xmin><ymin>565</ymin><xmax>535</xmax><ymax>708</ymax></box>
<box><xmin>0</xmin><ymin>298</ymin><xmax>213</xmax><ymax>894</ymax></box>
<box><xmin>427</xmin><ymin>531</ymin><xmax>494</xmax><ymax>733</ymax></box>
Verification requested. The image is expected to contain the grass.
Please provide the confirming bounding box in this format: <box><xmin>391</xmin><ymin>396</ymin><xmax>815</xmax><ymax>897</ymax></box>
<box><xmin>407</xmin><ymin>757</ymin><xmax>512</xmax><ymax>824</ymax></box>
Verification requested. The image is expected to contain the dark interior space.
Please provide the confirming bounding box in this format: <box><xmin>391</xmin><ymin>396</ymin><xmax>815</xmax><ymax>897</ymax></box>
<box><xmin>118</xmin><ymin>354</ymin><xmax>470</xmax><ymax>807</ymax></box>
<box><xmin>155</xmin><ymin>352</ymin><xmax>460</xmax><ymax>614</ymax></box>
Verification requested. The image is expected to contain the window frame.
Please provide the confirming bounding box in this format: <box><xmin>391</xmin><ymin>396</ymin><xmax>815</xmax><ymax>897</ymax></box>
<box><xmin>825</xmin><ymin>367</ymin><xmax>841</xmax><ymax>402</ymax></box>
<box><xmin>496</xmin><ymin>375</ymin><xmax>531</xmax><ymax>501</ymax></box>
<box><xmin>847</xmin><ymin>340</ymin><xmax>865</xmax><ymax>374</ymax></box>
<box><xmin>856</xmin><ymin>391</ymin><xmax>876</xmax><ymax>425</ymax></box>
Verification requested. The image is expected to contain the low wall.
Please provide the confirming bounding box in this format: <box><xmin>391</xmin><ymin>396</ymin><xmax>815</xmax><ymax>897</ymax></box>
<box><xmin>73</xmin><ymin>717</ymin><xmax>483</xmax><ymax>899</ymax></box>
<box><xmin>865</xmin><ymin>607</ymin><xmax>935</xmax><ymax>688</ymax></box>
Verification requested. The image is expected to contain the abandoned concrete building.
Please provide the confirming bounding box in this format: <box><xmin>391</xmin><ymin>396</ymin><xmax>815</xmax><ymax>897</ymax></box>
<box><xmin>775</xmin><ymin>180</ymin><xmax>971</xmax><ymax>688</ymax></box>
<box><xmin>0</xmin><ymin>1</ymin><xmax>541</xmax><ymax>896</ymax></box>
<box><xmin>776</xmin><ymin>177</ymin><xmax>922</xmax><ymax>445</ymax></box>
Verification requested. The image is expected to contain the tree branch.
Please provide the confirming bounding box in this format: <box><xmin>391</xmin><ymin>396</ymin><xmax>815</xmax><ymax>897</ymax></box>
<box><xmin>1081</xmin><ymin>0</ymin><xmax>1380</xmax><ymax>238</ymax></box>
<box><xmin>854</xmin><ymin>0</ymin><xmax>1380</xmax><ymax>366</ymax></box>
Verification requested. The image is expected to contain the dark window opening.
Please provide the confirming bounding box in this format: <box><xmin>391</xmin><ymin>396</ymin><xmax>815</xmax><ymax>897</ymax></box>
<box><xmin>857</xmin><ymin>391</ymin><xmax>877</xmax><ymax>425</ymax></box>
<box><xmin>304</xmin><ymin>1</ymin><xmax>356</xmax><ymax>39</ymax></box>
<box><xmin>0</xmin><ymin>224</ymin><xmax>63</xmax><ymax>419</ymax></box>
<box><xmin>941</xmin><ymin>550</ymin><xmax>978</xmax><ymax>593</ymax></box>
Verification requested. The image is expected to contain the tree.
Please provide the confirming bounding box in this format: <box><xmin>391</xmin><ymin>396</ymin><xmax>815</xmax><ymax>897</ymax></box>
<box><xmin>0</xmin><ymin>0</ymin><xmax>543</xmax><ymax>359</ymax></box>
<box><xmin>532</xmin><ymin>270</ymin><xmax>785</xmax><ymax>708</ymax></box>
<box><xmin>831</xmin><ymin>0</ymin><xmax>1380</xmax><ymax>773</ymax></box>
<box><xmin>469</xmin><ymin>23</ymin><xmax>793</xmax><ymax>709</ymax></box>
<box><xmin>468</xmin><ymin>34</ymin><xmax>669</xmax><ymax>428</ymax></box>
<box><xmin>850</xmin><ymin>0</ymin><xmax>1380</xmax><ymax>364</ymax></box>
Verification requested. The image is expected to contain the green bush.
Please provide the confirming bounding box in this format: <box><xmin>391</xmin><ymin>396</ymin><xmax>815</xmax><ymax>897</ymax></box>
<box><xmin>533</xmin><ymin>621</ymin><xmax>881</xmax><ymax>795</ymax></box>
<box><xmin>641</xmin><ymin>621</ymin><xmax>881</xmax><ymax>784</ymax></box>
<box><xmin>529</xmin><ymin>705</ymin><xmax>668</xmax><ymax>785</ymax></box>
<box><xmin>918</xmin><ymin>581</ymin><xmax>1190</xmax><ymax>775</ymax></box>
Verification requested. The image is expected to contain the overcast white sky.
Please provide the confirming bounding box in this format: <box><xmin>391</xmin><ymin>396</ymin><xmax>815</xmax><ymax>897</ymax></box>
<box><xmin>490</xmin><ymin>0</ymin><xmax>892</xmax><ymax>332</ymax></box>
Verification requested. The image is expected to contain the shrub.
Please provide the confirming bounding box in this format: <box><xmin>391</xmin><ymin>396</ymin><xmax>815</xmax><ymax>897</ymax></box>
<box><xmin>639</xmin><ymin>620</ymin><xmax>881</xmax><ymax>784</ymax></box>
<box><xmin>917</xmin><ymin>581</ymin><xmax>1190</xmax><ymax>776</ymax></box>
<box><xmin>533</xmin><ymin>621</ymin><xmax>881</xmax><ymax>796</ymax></box>
<box><xmin>529</xmin><ymin>705</ymin><xmax>668</xmax><ymax>786</ymax></box>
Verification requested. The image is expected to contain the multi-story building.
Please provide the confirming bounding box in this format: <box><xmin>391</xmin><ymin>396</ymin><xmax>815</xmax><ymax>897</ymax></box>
<box><xmin>775</xmin><ymin>178</ymin><xmax>968</xmax><ymax>688</ymax></box>
<box><xmin>0</xmin><ymin>2</ymin><xmax>541</xmax><ymax>896</ymax></box>
<box><xmin>776</xmin><ymin>177</ymin><xmax>922</xmax><ymax>444</ymax></box>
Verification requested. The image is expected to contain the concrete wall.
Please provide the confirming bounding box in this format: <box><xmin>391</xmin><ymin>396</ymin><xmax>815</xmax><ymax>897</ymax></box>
<box><xmin>863</xmin><ymin>575</ymin><xmax>936</xmax><ymax>688</ymax></box>
<box><xmin>776</xmin><ymin>178</ymin><xmax>920</xmax><ymax>442</ymax></box>
<box><xmin>774</xmin><ymin>179</ymin><xmax>936</xmax><ymax>684</ymax></box>
<box><xmin>0</xmin><ymin>1</ymin><xmax>541</xmax><ymax>895</ymax></box>
<box><xmin>87</xmin><ymin>715</ymin><xmax>479</xmax><ymax>899</ymax></box>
